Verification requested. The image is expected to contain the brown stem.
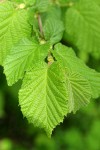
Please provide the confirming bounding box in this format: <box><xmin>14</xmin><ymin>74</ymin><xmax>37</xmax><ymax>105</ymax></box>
<box><xmin>37</xmin><ymin>14</ymin><xmax>44</xmax><ymax>38</ymax></box>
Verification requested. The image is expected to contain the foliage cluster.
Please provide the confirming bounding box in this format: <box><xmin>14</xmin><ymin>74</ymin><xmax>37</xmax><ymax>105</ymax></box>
<box><xmin>0</xmin><ymin>0</ymin><xmax>100</xmax><ymax>137</ymax></box>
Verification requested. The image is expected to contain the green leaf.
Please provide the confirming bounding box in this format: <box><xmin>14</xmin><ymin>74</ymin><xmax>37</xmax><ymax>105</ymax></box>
<box><xmin>43</xmin><ymin>17</ymin><xmax>64</xmax><ymax>44</ymax></box>
<box><xmin>0</xmin><ymin>1</ymin><xmax>32</xmax><ymax>65</ymax></box>
<box><xmin>64</xmin><ymin>0</ymin><xmax>100</xmax><ymax>56</ymax></box>
<box><xmin>4</xmin><ymin>38</ymin><xmax>50</xmax><ymax>86</ymax></box>
<box><xmin>19</xmin><ymin>56</ymin><xmax>92</xmax><ymax>134</ymax></box>
<box><xmin>64</xmin><ymin>71</ymin><xmax>91</xmax><ymax>113</ymax></box>
<box><xmin>19</xmin><ymin>62</ymin><xmax>68</xmax><ymax>137</ymax></box>
<box><xmin>53</xmin><ymin>43</ymin><xmax>100</xmax><ymax>99</ymax></box>
<box><xmin>34</xmin><ymin>0</ymin><xmax>51</xmax><ymax>13</ymax></box>
<box><xmin>42</xmin><ymin>6</ymin><xmax>62</xmax><ymax>20</ymax></box>
<box><xmin>40</xmin><ymin>5</ymin><xmax>64</xmax><ymax>44</ymax></box>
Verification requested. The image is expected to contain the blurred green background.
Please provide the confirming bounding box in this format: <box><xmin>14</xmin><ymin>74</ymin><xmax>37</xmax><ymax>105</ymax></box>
<box><xmin>0</xmin><ymin>56</ymin><xmax>100</xmax><ymax>150</ymax></box>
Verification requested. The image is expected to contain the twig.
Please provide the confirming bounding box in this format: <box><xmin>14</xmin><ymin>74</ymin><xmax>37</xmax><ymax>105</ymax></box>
<box><xmin>37</xmin><ymin>14</ymin><xmax>44</xmax><ymax>38</ymax></box>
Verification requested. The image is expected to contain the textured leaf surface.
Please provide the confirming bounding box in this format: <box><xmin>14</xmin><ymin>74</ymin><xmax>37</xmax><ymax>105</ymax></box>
<box><xmin>19</xmin><ymin>63</ymin><xmax>68</xmax><ymax>137</ymax></box>
<box><xmin>4</xmin><ymin>38</ymin><xmax>50</xmax><ymax>86</ymax></box>
<box><xmin>65</xmin><ymin>0</ymin><xmax>100</xmax><ymax>55</ymax></box>
<box><xmin>43</xmin><ymin>17</ymin><xmax>64</xmax><ymax>44</ymax></box>
<box><xmin>19</xmin><ymin>59</ymin><xmax>92</xmax><ymax>134</ymax></box>
<box><xmin>64</xmin><ymin>71</ymin><xmax>91</xmax><ymax>113</ymax></box>
<box><xmin>41</xmin><ymin>5</ymin><xmax>64</xmax><ymax>44</ymax></box>
<box><xmin>0</xmin><ymin>1</ymin><xmax>31</xmax><ymax>65</ymax></box>
<box><xmin>53</xmin><ymin>43</ymin><xmax>100</xmax><ymax>98</ymax></box>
